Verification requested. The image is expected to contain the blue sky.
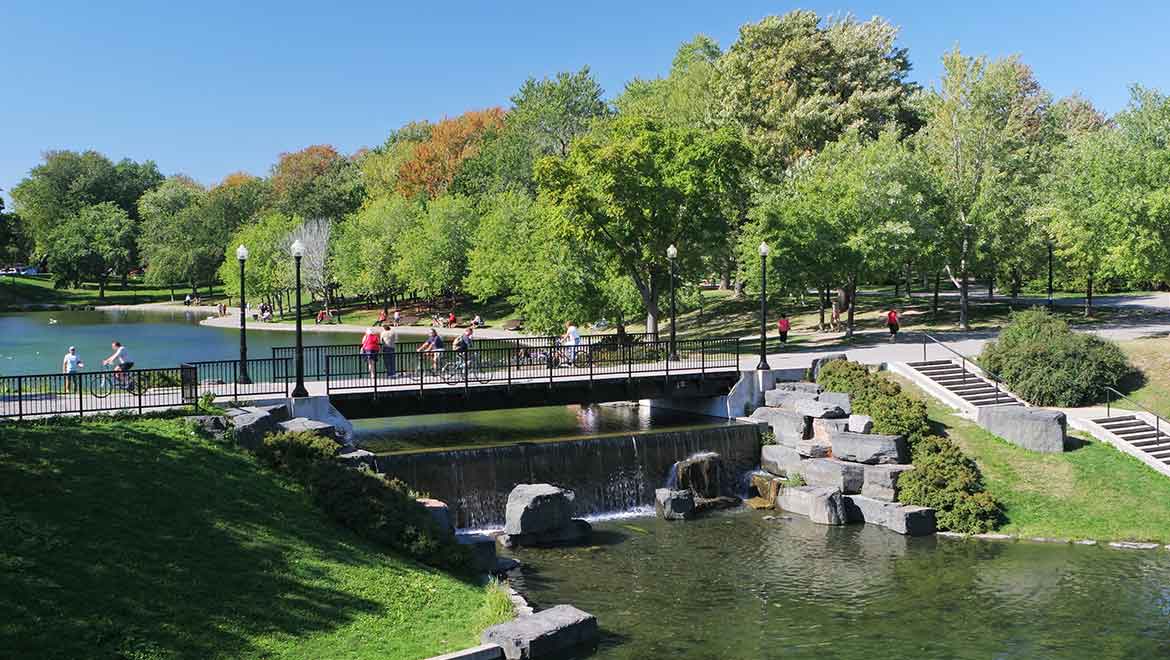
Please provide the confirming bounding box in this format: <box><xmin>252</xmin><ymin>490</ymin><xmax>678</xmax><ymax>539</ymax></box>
<box><xmin>2</xmin><ymin>1</ymin><xmax>1167</xmax><ymax>201</ymax></box>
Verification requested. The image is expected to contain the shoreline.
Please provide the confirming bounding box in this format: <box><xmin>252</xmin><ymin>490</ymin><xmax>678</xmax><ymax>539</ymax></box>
<box><xmin>196</xmin><ymin>309</ymin><xmax>535</xmax><ymax>340</ymax></box>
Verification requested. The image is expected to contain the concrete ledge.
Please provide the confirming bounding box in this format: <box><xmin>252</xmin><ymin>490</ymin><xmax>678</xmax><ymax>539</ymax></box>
<box><xmin>481</xmin><ymin>605</ymin><xmax>598</xmax><ymax>660</ymax></box>
<box><xmin>425</xmin><ymin>643</ymin><xmax>504</xmax><ymax>660</ymax></box>
<box><xmin>977</xmin><ymin>407</ymin><xmax>1066</xmax><ymax>453</ymax></box>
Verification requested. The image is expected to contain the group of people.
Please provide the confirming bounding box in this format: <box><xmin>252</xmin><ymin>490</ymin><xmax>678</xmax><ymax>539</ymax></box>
<box><xmin>359</xmin><ymin>325</ymin><xmax>400</xmax><ymax>379</ymax></box>
<box><xmin>374</xmin><ymin>308</ymin><xmax>402</xmax><ymax>326</ymax></box>
<box><xmin>773</xmin><ymin>307</ymin><xmax>902</xmax><ymax>346</ymax></box>
<box><xmin>182</xmin><ymin>293</ymin><xmax>202</xmax><ymax>307</ymax></box>
<box><xmin>60</xmin><ymin>341</ymin><xmax>134</xmax><ymax>392</ymax></box>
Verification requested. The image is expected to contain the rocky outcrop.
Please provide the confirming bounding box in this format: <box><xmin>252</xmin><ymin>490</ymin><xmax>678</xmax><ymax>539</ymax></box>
<box><xmin>776</xmin><ymin>485</ymin><xmax>848</xmax><ymax>525</ymax></box>
<box><xmin>800</xmin><ymin>457</ymin><xmax>864</xmax><ymax>494</ymax></box>
<box><xmin>674</xmin><ymin>452</ymin><xmax>727</xmax><ymax>498</ymax></box>
<box><xmin>750</xmin><ymin>472</ymin><xmax>784</xmax><ymax>503</ymax></box>
<box><xmin>789</xmin><ymin>398</ymin><xmax>847</xmax><ymax>419</ymax></box>
<box><xmin>456</xmin><ymin>533</ymin><xmax>500</xmax><ymax>574</ymax></box>
<box><xmin>277</xmin><ymin>417</ymin><xmax>339</xmax><ymax>441</ymax></box>
<box><xmin>760</xmin><ymin>444</ymin><xmax>802</xmax><ymax>477</ymax></box>
<box><xmin>228</xmin><ymin>407</ymin><xmax>279</xmax><ymax>450</ymax></box>
<box><xmin>844</xmin><ymin>495</ymin><xmax>937</xmax><ymax>536</ymax></box>
<box><xmin>751</xmin><ymin>407</ymin><xmax>809</xmax><ymax>445</ymax></box>
<box><xmin>481</xmin><ymin>605</ymin><xmax>599</xmax><ymax>660</ymax></box>
<box><xmin>977</xmin><ymin>406</ymin><xmax>1067</xmax><ymax>453</ymax></box>
<box><xmin>764</xmin><ymin>388</ymin><xmax>819</xmax><ymax>409</ymax></box>
<box><xmin>817</xmin><ymin>392</ymin><xmax>853</xmax><ymax>415</ymax></box>
<box><xmin>419</xmin><ymin>498</ymin><xmax>454</xmax><ymax>534</ymax></box>
<box><xmin>828</xmin><ymin>430</ymin><xmax>907</xmax><ymax>465</ymax></box>
<box><xmin>811</xmin><ymin>417</ymin><xmax>850</xmax><ymax>441</ymax></box>
<box><xmin>861</xmin><ymin>464</ymin><xmax>915</xmax><ymax>502</ymax></box>
<box><xmin>848</xmin><ymin>414</ymin><xmax>874</xmax><ymax>434</ymax></box>
<box><xmin>499</xmin><ymin>484</ymin><xmax>591</xmax><ymax>548</ymax></box>
<box><xmin>693</xmin><ymin>495</ymin><xmax>741</xmax><ymax>515</ymax></box>
<box><xmin>655</xmin><ymin>488</ymin><xmax>694</xmax><ymax>521</ymax></box>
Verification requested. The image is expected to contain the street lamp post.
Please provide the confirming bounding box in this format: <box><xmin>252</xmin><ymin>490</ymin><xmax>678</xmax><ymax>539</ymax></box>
<box><xmin>291</xmin><ymin>239</ymin><xmax>309</xmax><ymax>398</ymax></box>
<box><xmin>666</xmin><ymin>244</ymin><xmax>679</xmax><ymax>361</ymax></box>
<box><xmin>236</xmin><ymin>244</ymin><xmax>251</xmax><ymax>384</ymax></box>
<box><xmin>757</xmin><ymin>241</ymin><xmax>771</xmax><ymax>371</ymax></box>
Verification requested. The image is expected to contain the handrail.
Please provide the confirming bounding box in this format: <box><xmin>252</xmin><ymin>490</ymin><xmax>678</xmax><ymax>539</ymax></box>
<box><xmin>920</xmin><ymin>332</ymin><xmax>1011</xmax><ymax>406</ymax></box>
<box><xmin>1103</xmin><ymin>386</ymin><xmax>1166</xmax><ymax>448</ymax></box>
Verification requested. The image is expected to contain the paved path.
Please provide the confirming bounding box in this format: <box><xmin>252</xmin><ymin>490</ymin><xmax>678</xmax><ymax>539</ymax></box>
<box><xmin>855</xmin><ymin>288</ymin><xmax>1170</xmax><ymax>311</ymax></box>
<box><xmin>196</xmin><ymin>308</ymin><xmax>536</xmax><ymax>341</ymax></box>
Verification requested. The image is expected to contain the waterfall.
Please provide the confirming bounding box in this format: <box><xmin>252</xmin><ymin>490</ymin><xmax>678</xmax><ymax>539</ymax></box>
<box><xmin>377</xmin><ymin>424</ymin><xmax>762</xmax><ymax>529</ymax></box>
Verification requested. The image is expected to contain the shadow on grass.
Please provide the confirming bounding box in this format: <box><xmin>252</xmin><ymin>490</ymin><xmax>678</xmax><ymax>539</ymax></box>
<box><xmin>0</xmin><ymin>419</ymin><xmax>395</xmax><ymax>659</ymax></box>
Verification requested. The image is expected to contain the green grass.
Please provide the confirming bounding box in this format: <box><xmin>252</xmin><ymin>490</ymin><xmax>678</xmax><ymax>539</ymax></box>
<box><xmin>0</xmin><ymin>416</ymin><xmax>510</xmax><ymax>659</ymax></box>
<box><xmin>0</xmin><ymin>274</ymin><xmax>226</xmax><ymax>308</ymax></box>
<box><xmin>892</xmin><ymin>375</ymin><xmax>1170</xmax><ymax>542</ymax></box>
<box><xmin>1118</xmin><ymin>335</ymin><xmax>1170</xmax><ymax>419</ymax></box>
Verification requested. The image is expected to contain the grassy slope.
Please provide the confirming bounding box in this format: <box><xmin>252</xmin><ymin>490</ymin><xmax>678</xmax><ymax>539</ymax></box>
<box><xmin>891</xmin><ymin>374</ymin><xmax>1170</xmax><ymax>542</ymax></box>
<box><xmin>1118</xmin><ymin>335</ymin><xmax>1170</xmax><ymax>418</ymax></box>
<box><xmin>0</xmin><ymin>416</ymin><xmax>508</xmax><ymax>660</ymax></box>
<box><xmin>0</xmin><ymin>274</ymin><xmax>227</xmax><ymax>307</ymax></box>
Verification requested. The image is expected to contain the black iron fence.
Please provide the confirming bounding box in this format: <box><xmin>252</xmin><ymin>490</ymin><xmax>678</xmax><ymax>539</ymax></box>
<box><xmin>324</xmin><ymin>336</ymin><xmax>740</xmax><ymax>393</ymax></box>
<box><xmin>184</xmin><ymin>358</ymin><xmax>292</xmax><ymax>400</ymax></box>
<box><xmin>0</xmin><ymin>365</ymin><xmax>198</xmax><ymax>420</ymax></box>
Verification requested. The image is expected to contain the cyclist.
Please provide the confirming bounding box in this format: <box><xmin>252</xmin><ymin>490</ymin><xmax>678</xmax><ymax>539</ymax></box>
<box><xmin>61</xmin><ymin>346</ymin><xmax>84</xmax><ymax>393</ymax></box>
<box><xmin>417</xmin><ymin>329</ymin><xmax>445</xmax><ymax>371</ymax></box>
<box><xmin>101</xmin><ymin>341</ymin><xmax>135</xmax><ymax>388</ymax></box>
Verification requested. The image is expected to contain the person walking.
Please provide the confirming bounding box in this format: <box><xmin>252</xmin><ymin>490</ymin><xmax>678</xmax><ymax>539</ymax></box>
<box><xmin>776</xmin><ymin>314</ymin><xmax>791</xmax><ymax>348</ymax></box>
<box><xmin>379</xmin><ymin>324</ymin><xmax>397</xmax><ymax>379</ymax></box>
<box><xmin>360</xmin><ymin>328</ymin><xmax>381</xmax><ymax>380</ymax></box>
<box><xmin>560</xmin><ymin>321</ymin><xmax>581</xmax><ymax>365</ymax></box>
<box><xmin>885</xmin><ymin>308</ymin><xmax>901</xmax><ymax>343</ymax></box>
<box><xmin>392</xmin><ymin>309</ymin><xmax>401</xmax><ymax>326</ymax></box>
<box><xmin>61</xmin><ymin>346</ymin><xmax>84</xmax><ymax>393</ymax></box>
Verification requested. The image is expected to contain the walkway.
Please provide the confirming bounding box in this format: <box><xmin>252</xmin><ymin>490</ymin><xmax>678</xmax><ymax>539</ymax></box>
<box><xmin>196</xmin><ymin>308</ymin><xmax>535</xmax><ymax>341</ymax></box>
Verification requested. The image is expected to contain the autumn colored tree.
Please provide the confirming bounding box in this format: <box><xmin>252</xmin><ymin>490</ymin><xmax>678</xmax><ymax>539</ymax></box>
<box><xmin>268</xmin><ymin>145</ymin><xmax>365</xmax><ymax>220</ymax></box>
<box><xmin>396</xmin><ymin>109</ymin><xmax>506</xmax><ymax>199</ymax></box>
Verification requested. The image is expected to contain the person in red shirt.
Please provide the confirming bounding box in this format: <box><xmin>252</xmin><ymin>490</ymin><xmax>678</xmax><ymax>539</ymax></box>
<box><xmin>447</xmin><ymin>311</ymin><xmax>457</xmax><ymax>328</ymax></box>
<box><xmin>885</xmin><ymin>309</ymin><xmax>900</xmax><ymax>343</ymax></box>
<box><xmin>361</xmin><ymin>328</ymin><xmax>381</xmax><ymax>379</ymax></box>
<box><xmin>776</xmin><ymin>314</ymin><xmax>791</xmax><ymax>348</ymax></box>
<box><xmin>376</xmin><ymin>309</ymin><xmax>387</xmax><ymax>325</ymax></box>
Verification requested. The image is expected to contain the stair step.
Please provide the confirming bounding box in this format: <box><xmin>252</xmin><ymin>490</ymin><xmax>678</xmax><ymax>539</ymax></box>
<box><xmin>1145</xmin><ymin>448</ymin><xmax>1170</xmax><ymax>459</ymax></box>
<box><xmin>1093</xmin><ymin>415</ymin><xmax>1136</xmax><ymax>424</ymax></box>
<box><xmin>907</xmin><ymin>360</ymin><xmax>954</xmax><ymax>367</ymax></box>
<box><xmin>922</xmin><ymin>370</ymin><xmax>967</xmax><ymax>378</ymax></box>
<box><xmin>946</xmin><ymin>381</ymin><xmax>993</xmax><ymax>390</ymax></box>
<box><xmin>1106</xmin><ymin>421</ymin><xmax>1149</xmax><ymax>431</ymax></box>
<box><xmin>1116</xmin><ymin>430</ymin><xmax>1160</xmax><ymax>440</ymax></box>
<box><xmin>967</xmin><ymin>395</ymin><xmax>1016</xmax><ymax>404</ymax></box>
<box><xmin>934</xmin><ymin>374</ymin><xmax>980</xmax><ymax>384</ymax></box>
<box><xmin>950</xmin><ymin>386</ymin><xmax>997</xmax><ymax>395</ymax></box>
<box><xmin>1129</xmin><ymin>437</ymin><xmax>1170</xmax><ymax>448</ymax></box>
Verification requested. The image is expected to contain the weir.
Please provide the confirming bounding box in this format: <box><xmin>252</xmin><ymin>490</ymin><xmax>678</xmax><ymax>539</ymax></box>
<box><xmin>376</xmin><ymin>423</ymin><xmax>762</xmax><ymax>528</ymax></box>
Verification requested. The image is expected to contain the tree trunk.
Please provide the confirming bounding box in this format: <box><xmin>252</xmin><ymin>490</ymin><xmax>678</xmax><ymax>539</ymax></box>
<box><xmin>733</xmin><ymin>279</ymin><xmax>744</xmax><ymax>299</ymax></box>
<box><xmin>818</xmin><ymin>286</ymin><xmax>826</xmax><ymax>331</ymax></box>
<box><xmin>932</xmin><ymin>271</ymin><xmax>941</xmax><ymax>316</ymax></box>
<box><xmin>845</xmin><ymin>275</ymin><xmax>857</xmax><ymax>339</ymax></box>
<box><xmin>1085</xmin><ymin>272</ymin><xmax>1094</xmax><ymax>317</ymax></box>
<box><xmin>121</xmin><ymin>272</ymin><xmax>129</xmax><ymax>289</ymax></box>
<box><xmin>905</xmin><ymin>262</ymin><xmax>913</xmax><ymax>301</ymax></box>
<box><xmin>1010</xmin><ymin>269</ymin><xmax>1022</xmax><ymax>300</ymax></box>
<box><xmin>894</xmin><ymin>278</ymin><xmax>901</xmax><ymax>297</ymax></box>
<box><xmin>98</xmin><ymin>277</ymin><xmax>107</xmax><ymax>300</ymax></box>
<box><xmin>987</xmin><ymin>272</ymin><xmax>993</xmax><ymax>299</ymax></box>
<box><xmin>169</xmin><ymin>285</ymin><xmax>175</xmax><ymax>302</ymax></box>
<box><xmin>720</xmin><ymin>261</ymin><xmax>731</xmax><ymax>290</ymax></box>
<box><xmin>959</xmin><ymin>225</ymin><xmax>971</xmax><ymax>331</ymax></box>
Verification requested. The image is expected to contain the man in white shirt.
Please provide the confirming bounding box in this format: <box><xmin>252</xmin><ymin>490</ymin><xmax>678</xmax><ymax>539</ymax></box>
<box><xmin>561</xmin><ymin>321</ymin><xmax>582</xmax><ymax>365</ymax></box>
<box><xmin>102</xmin><ymin>341</ymin><xmax>134</xmax><ymax>387</ymax></box>
<box><xmin>62</xmin><ymin>346</ymin><xmax>83</xmax><ymax>393</ymax></box>
<box><xmin>379</xmin><ymin>325</ymin><xmax>397</xmax><ymax>378</ymax></box>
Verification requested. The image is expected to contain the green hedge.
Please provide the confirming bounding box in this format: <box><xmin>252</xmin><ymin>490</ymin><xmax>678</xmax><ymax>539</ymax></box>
<box><xmin>979</xmin><ymin>307</ymin><xmax>1132</xmax><ymax>407</ymax></box>
<box><xmin>816</xmin><ymin>361</ymin><xmax>1001</xmax><ymax>533</ymax></box>
<box><xmin>256</xmin><ymin>431</ymin><xmax>472</xmax><ymax>571</ymax></box>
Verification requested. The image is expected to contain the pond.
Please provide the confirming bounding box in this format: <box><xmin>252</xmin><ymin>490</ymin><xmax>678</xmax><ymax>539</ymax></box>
<box><xmin>507</xmin><ymin>512</ymin><xmax>1170</xmax><ymax>660</ymax></box>
<box><xmin>0</xmin><ymin>309</ymin><xmax>374</xmax><ymax>376</ymax></box>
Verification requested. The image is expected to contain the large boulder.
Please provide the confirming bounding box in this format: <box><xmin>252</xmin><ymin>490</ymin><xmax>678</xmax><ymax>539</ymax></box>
<box><xmin>504</xmin><ymin>484</ymin><xmax>575</xmax><ymax>535</ymax></box>
<box><xmin>789</xmin><ymin>398</ymin><xmax>847</xmax><ymax>419</ymax></box>
<box><xmin>674</xmin><ymin>452</ymin><xmax>724</xmax><ymax>498</ymax></box>
<box><xmin>848</xmin><ymin>414</ymin><xmax>874</xmax><ymax>434</ymax></box>
<box><xmin>750</xmin><ymin>407</ymin><xmax>809</xmax><ymax>445</ymax></box>
<box><xmin>750</xmin><ymin>472</ymin><xmax>784</xmax><ymax>503</ymax></box>
<box><xmin>818</xmin><ymin>392</ymin><xmax>853</xmax><ymax>415</ymax></box>
<box><xmin>764</xmin><ymin>388</ymin><xmax>818</xmax><ymax>409</ymax></box>
<box><xmin>456</xmin><ymin>533</ymin><xmax>499</xmax><ymax>574</ymax></box>
<box><xmin>811</xmin><ymin>417</ymin><xmax>849</xmax><ymax>441</ymax></box>
<box><xmin>977</xmin><ymin>406</ymin><xmax>1067</xmax><ymax>453</ymax></box>
<box><xmin>418</xmin><ymin>498</ymin><xmax>453</xmax><ymax>534</ymax></box>
<box><xmin>828</xmin><ymin>430</ymin><xmax>907</xmax><ymax>465</ymax></box>
<box><xmin>481</xmin><ymin>605</ymin><xmax>599</xmax><ymax>660</ymax></box>
<box><xmin>655</xmin><ymin>488</ymin><xmax>694</xmax><ymax>521</ymax></box>
<box><xmin>844</xmin><ymin>495</ymin><xmax>936</xmax><ymax>536</ymax></box>
<box><xmin>277</xmin><ymin>417</ymin><xmax>340</xmax><ymax>442</ymax></box>
<box><xmin>861</xmin><ymin>464</ymin><xmax>915</xmax><ymax>502</ymax></box>
<box><xmin>777</xmin><ymin>486</ymin><xmax>847</xmax><ymax>525</ymax></box>
<box><xmin>230</xmin><ymin>409</ymin><xmax>277</xmax><ymax>450</ymax></box>
<box><xmin>810</xmin><ymin>353</ymin><xmax>847</xmax><ymax>380</ymax></box>
<box><xmin>799</xmin><ymin>457</ymin><xmax>864</xmax><ymax>494</ymax></box>
<box><xmin>773</xmin><ymin>381</ymin><xmax>822</xmax><ymax>394</ymax></box>
<box><xmin>795</xmin><ymin>437</ymin><xmax>832</xmax><ymax>458</ymax></box>
<box><xmin>760</xmin><ymin>444</ymin><xmax>803</xmax><ymax>477</ymax></box>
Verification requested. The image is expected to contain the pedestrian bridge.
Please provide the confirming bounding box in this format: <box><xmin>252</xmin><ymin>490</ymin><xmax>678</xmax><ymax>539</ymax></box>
<box><xmin>0</xmin><ymin>336</ymin><xmax>744</xmax><ymax>420</ymax></box>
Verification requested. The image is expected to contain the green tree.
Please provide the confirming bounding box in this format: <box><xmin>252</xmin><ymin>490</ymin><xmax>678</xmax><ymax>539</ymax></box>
<box><xmin>617</xmin><ymin>35</ymin><xmax>722</xmax><ymax>130</ymax></box>
<box><xmin>536</xmin><ymin>116</ymin><xmax>751</xmax><ymax>334</ymax></box>
<box><xmin>219</xmin><ymin>212</ymin><xmax>300</xmax><ymax>311</ymax></box>
<box><xmin>204</xmin><ymin>173</ymin><xmax>269</xmax><ymax>233</ymax></box>
<box><xmin>331</xmin><ymin>195</ymin><xmax>421</xmax><ymax>306</ymax></box>
<box><xmin>46</xmin><ymin>203</ymin><xmax>137</xmax><ymax>298</ymax></box>
<box><xmin>1113</xmin><ymin>86</ymin><xmax>1170</xmax><ymax>290</ymax></box>
<box><xmin>0</xmin><ymin>195</ymin><xmax>33</xmax><ymax>266</ymax></box>
<box><xmin>268</xmin><ymin>145</ymin><xmax>365</xmax><ymax>220</ymax></box>
<box><xmin>359</xmin><ymin>122</ymin><xmax>433</xmax><ymax>200</ymax></box>
<box><xmin>394</xmin><ymin>195</ymin><xmax>477</xmax><ymax>300</ymax></box>
<box><xmin>716</xmin><ymin>11</ymin><xmax>919</xmax><ymax>177</ymax></box>
<box><xmin>509</xmin><ymin>67</ymin><xmax>610</xmax><ymax>157</ymax></box>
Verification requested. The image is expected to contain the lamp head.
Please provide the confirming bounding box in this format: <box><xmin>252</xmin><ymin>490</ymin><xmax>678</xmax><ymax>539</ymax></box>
<box><xmin>666</xmin><ymin>244</ymin><xmax>678</xmax><ymax>260</ymax></box>
<box><xmin>291</xmin><ymin>239</ymin><xmax>305</xmax><ymax>258</ymax></box>
<box><xmin>758</xmin><ymin>241</ymin><xmax>770</xmax><ymax>257</ymax></box>
<box><xmin>236</xmin><ymin>244</ymin><xmax>249</xmax><ymax>261</ymax></box>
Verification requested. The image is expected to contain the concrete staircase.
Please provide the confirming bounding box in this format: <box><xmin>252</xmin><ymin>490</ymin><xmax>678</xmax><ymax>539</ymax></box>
<box><xmin>1089</xmin><ymin>415</ymin><xmax>1170</xmax><ymax>467</ymax></box>
<box><xmin>902</xmin><ymin>360</ymin><xmax>1024</xmax><ymax>408</ymax></box>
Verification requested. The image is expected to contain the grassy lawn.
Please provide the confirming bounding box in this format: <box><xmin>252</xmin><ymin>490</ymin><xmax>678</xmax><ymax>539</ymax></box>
<box><xmin>891</xmin><ymin>375</ymin><xmax>1170</xmax><ymax>542</ymax></box>
<box><xmin>1118</xmin><ymin>335</ymin><xmax>1170</xmax><ymax>419</ymax></box>
<box><xmin>0</xmin><ymin>416</ymin><xmax>509</xmax><ymax>660</ymax></box>
<box><xmin>0</xmin><ymin>274</ymin><xmax>226</xmax><ymax>308</ymax></box>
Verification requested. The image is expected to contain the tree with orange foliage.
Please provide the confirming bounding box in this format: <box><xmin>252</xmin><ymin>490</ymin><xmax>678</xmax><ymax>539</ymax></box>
<box><xmin>269</xmin><ymin>144</ymin><xmax>364</xmax><ymax>220</ymax></box>
<box><xmin>396</xmin><ymin>109</ymin><xmax>505</xmax><ymax>199</ymax></box>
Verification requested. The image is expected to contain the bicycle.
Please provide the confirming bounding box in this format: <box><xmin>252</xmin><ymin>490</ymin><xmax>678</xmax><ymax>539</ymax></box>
<box><xmin>440</xmin><ymin>351</ymin><xmax>493</xmax><ymax>386</ymax></box>
<box><xmin>90</xmin><ymin>366</ymin><xmax>146</xmax><ymax>398</ymax></box>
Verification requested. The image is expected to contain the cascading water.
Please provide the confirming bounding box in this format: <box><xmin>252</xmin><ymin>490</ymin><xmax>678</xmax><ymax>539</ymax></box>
<box><xmin>377</xmin><ymin>424</ymin><xmax>762</xmax><ymax>528</ymax></box>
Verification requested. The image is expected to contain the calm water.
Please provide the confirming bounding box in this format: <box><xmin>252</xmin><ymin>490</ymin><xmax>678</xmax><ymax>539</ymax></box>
<box><xmin>0</xmin><ymin>309</ymin><xmax>372</xmax><ymax>375</ymax></box>
<box><xmin>353</xmin><ymin>404</ymin><xmax>732</xmax><ymax>454</ymax></box>
<box><xmin>508</xmin><ymin>512</ymin><xmax>1170</xmax><ymax>660</ymax></box>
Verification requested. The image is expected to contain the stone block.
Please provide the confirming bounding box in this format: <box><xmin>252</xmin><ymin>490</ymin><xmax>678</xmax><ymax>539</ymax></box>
<box><xmin>750</xmin><ymin>472</ymin><xmax>784</xmax><ymax>502</ymax></box>
<box><xmin>828</xmin><ymin>430</ymin><xmax>907</xmax><ymax>464</ymax></box>
<box><xmin>773</xmin><ymin>381</ymin><xmax>822</xmax><ymax>394</ymax></box>
<box><xmin>424</xmin><ymin>643</ymin><xmax>504</xmax><ymax>660</ymax></box>
<box><xmin>844</xmin><ymin>495</ymin><xmax>936</xmax><ymax>536</ymax></box>
<box><xmin>277</xmin><ymin>417</ymin><xmax>339</xmax><ymax>442</ymax></box>
<box><xmin>504</xmin><ymin>484</ymin><xmax>575</xmax><ymax>535</ymax></box>
<box><xmin>790</xmin><ymin>398</ymin><xmax>847</xmax><ymax>419</ymax></box>
<box><xmin>861</xmin><ymin>464</ymin><xmax>915</xmax><ymax>502</ymax></box>
<box><xmin>800</xmin><ymin>457</ymin><xmax>864</xmax><ymax>494</ymax></box>
<box><xmin>848</xmin><ymin>414</ymin><xmax>874</xmax><ymax>434</ymax></box>
<box><xmin>418</xmin><ymin>498</ymin><xmax>454</xmax><ymax>534</ymax></box>
<box><xmin>812</xmin><ymin>417</ymin><xmax>850</xmax><ymax>441</ymax></box>
<box><xmin>818</xmin><ymin>392</ymin><xmax>853</xmax><ymax>415</ymax></box>
<box><xmin>498</xmin><ymin>519</ymin><xmax>592</xmax><ymax>549</ymax></box>
<box><xmin>456</xmin><ymin>533</ymin><xmax>499</xmax><ymax>573</ymax></box>
<box><xmin>254</xmin><ymin>403</ymin><xmax>291</xmax><ymax>423</ymax></box>
<box><xmin>231</xmin><ymin>409</ymin><xmax>276</xmax><ymax>451</ymax></box>
<box><xmin>977</xmin><ymin>406</ymin><xmax>1067</xmax><ymax>453</ymax></box>
<box><xmin>810</xmin><ymin>353</ymin><xmax>847</xmax><ymax>379</ymax></box>
<box><xmin>776</xmin><ymin>486</ymin><xmax>847</xmax><ymax>525</ymax></box>
<box><xmin>751</xmin><ymin>407</ymin><xmax>809</xmax><ymax>445</ymax></box>
<box><xmin>764</xmin><ymin>388</ymin><xmax>818</xmax><ymax>408</ymax></box>
<box><xmin>761</xmin><ymin>444</ymin><xmax>803</xmax><ymax>477</ymax></box>
<box><xmin>482</xmin><ymin>605</ymin><xmax>599</xmax><ymax>660</ymax></box>
<box><xmin>655</xmin><ymin>488</ymin><xmax>694</xmax><ymax>521</ymax></box>
<box><xmin>674</xmin><ymin>452</ymin><xmax>725</xmax><ymax>498</ymax></box>
<box><xmin>336</xmin><ymin>448</ymin><xmax>377</xmax><ymax>470</ymax></box>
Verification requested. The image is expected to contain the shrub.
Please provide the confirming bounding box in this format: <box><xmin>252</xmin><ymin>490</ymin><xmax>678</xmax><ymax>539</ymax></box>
<box><xmin>816</xmin><ymin>361</ymin><xmax>1001</xmax><ymax>533</ymax></box>
<box><xmin>979</xmin><ymin>307</ymin><xmax>1132</xmax><ymax>407</ymax></box>
<box><xmin>256</xmin><ymin>431</ymin><xmax>339</xmax><ymax>481</ymax></box>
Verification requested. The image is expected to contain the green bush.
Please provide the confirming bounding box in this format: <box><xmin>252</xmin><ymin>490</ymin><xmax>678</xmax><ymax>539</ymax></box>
<box><xmin>816</xmin><ymin>361</ymin><xmax>1001</xmax><ymax>533</ymax></box>
<box><xmin>253</xmin><ymin>431</ymin><xmax>472</xmax><ymax>572</ymax></box>
<box><xmin>979</xmin><ymin>307</ymin><xmax>1132</xmax><ymax>407</ymax></box>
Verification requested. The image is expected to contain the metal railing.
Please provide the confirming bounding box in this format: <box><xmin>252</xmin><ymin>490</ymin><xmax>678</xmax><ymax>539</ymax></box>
<box><xmin>324</xmin><ymin>336</ymin><xmax>740</xmax><ymax>394</ymax></box>
<box><xmin>185</xmin><ymin>358</ymin><xmax>292</xmax><ymax>400</ymax></box>
<box><xmin>1103</xmin><ymin>386</ymin><xmax>1167</xmax><ymax>448</ymax></box>
<box><xmin>920</xmin><ymin>332</ymin><xmax>1009</xmax><ymax>406</ymax></box>
<box><xmin>0</xmin><ymin>365</ymin><xmax>198</xmax><ymax>420</ymax></box>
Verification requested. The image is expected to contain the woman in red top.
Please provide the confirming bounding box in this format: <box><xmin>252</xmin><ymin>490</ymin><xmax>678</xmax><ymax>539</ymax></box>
<box><xmin>447</xmin><ymin>311</ymin><xmax>457</xmax><ymax>328</ymax></box>
<box><xmin>776</xmin><ymin>314</ymin><xmax>791</xmax><ymax>347</ymax></box>
<box><xmin>361</xmin><ymin>329</ymin><xmax>381</xmax><ymax>379</ymax></box>
<box><xmin>885</xmin><ymin>309</ymin><xmax>900</xmax><ymax>343</ymax></box>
